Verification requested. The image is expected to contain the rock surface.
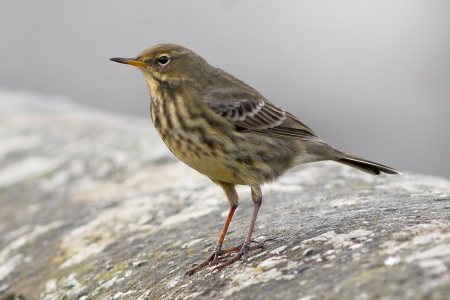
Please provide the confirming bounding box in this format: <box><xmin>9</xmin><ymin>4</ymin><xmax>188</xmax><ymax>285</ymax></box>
<box><xmin>0</xmin><ymin>89</ymin><xmax>449</xmax><ymax>300</ymax></box>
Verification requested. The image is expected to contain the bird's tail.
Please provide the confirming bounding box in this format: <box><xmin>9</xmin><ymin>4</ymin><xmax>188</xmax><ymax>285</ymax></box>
<box><xmin>335</xmin><ymin>151</ymin><xmax>402</xmax><ymax>175</ymax></box>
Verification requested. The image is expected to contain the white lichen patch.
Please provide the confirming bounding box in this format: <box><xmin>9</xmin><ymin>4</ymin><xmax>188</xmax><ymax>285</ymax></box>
<box><xmin>59</xmin><ymin>244</ymin><xmax>105</xmax><ymax>269</ymax></box>
<box><xmin>378</xmin><ymin>220</ymin><xmax>450</xmax><ymax>278</ymax></box>
<box><xmin>58</xmin><ymin>196</ymin><xmax>155</xmax><ymax>268</ymax></box>
<box><xmin>0</xmin><ymin>135</ymin><xmax>43</xmax><ymax>160</ymax></box>
<box><xmin>43</xmin><ymin>279</ymin><xmax>57</xmax><ymax>294</ymax></box>
<box><xmin>300</xmin><ymin>231</ymin><xmax>335</xmax><ymax>245</ymax></box>
<box><xmin>329</xmin><ymin>196</ymin><xmax>366</xmax><ymax>208</ymax></box>
<box><xmin>0</xmin><ymin>221</ymin><xmax>64</xmax><ymax>277</ymax></box>
<box><xmin>161</xmin><ymin>188</ymin><xmax>223</xmax><ymax>227</ymax></box>
<box><xmin>332</xmin><ymin>230</ymin><xmax>372</xmax><ymax>250</ymax></box>
<box><xmin>349</xmin><ymin>243</ymin><xmax>363</xmax><ymax>250</ymax></box>
<box><xmin>181</xmin><ymin>238</ymin><xmax>204</xmax><ymax>249</ymax></box>
<box><xmin>247</xmin><ymin>249</ymin><xmax>271</xmax><ymax>262</ymax></box>
<box><xmin>405</xmin><ymin>243</ymin><xmax>450</xmax><ymax>263</ymax></box>
<box><xmin>384</xmin><ymin>256</ymin><xmax>401</xmax><ymax>266</ymax></box>
<box><xmin>295</xmin><ymin>229</ymin><xmax>373</xmax><ymax>253</ymax></box>
<box><xmin>184</xmin><ymin>291</ymin><xmax>203</xmax><ymax>299</ymax></box>
<box><xmin>166</xmin><ymin>275</ymin><xmax>183</xmax><ymax>289</ymax></box>
<box><xmin>280</xmin><ymin>260</ymin><xmax>304</xmax><ymax>271</ymax></box>
<box><xmin>405</xmin><ymin>243</ymin><xmax>450</xmax><ymax>276</ymax></box>
<box><xmin>224</xmin><ymin>266</ymin><xmax>293</xmax><ymax>297</ymax></box>
<box><xmin>270</xmin><ymin>245</ymin><xmax>288</xmax><ymax>255</ymax></box>
<box><xmin>298</xmin><ymin>295</ymin><xmax>317</xmax><ymax>300</ymax></box>
<box><xmin>40</xmin><ymin>169</ymin><xmax>71</xmax><ymax>191</ymax></box>
<box><xmin>258</xmin><ymin>256</ymin><xmax>288</xmax><ymax>269</ymax></box>
<box><xmin>40</xmin><ymin>273</ymin><xmax>86</xmax><ymax>300</ymax></box>
<box><xmin>0</xmin><ymin>157</ymin><xmax>62</xmax><ymax>188</ymax></box>
<box><xmin>222</xmin><ymin>255</ymin><xmax>298</xmax><ymax>296</ymax></box>
<box><xmin>0</xmin><ymin>254</ymin><xmax>23</xmax><ymax>281</ymax></box>
<box><xmin>2</xmin><ymin>224</ymin><xmax>33</xmax><ymax>243</ymax></box>
<box><xmin>161</xmin><ymin>205</ymin><xmax>217</xmax><ymax>227</ymax></box>
<box><xmin>123</xmin><ymin>161</ymin><xmax>208</xmax><ymax>194</ymax></box>
<box><xmin>380</xmin><ymin>221</ymin><xmax>450</xmax><ymax>255</ymax></box>
<box><xmin>113</xmin><ymin>290</ymin><xmax>136</xmax><ymax>299</ymax></box>
<box><xmin>137</xmin><ymin>290</ymin><xmax>151</xmax><ymax>300</ymax></box>
<box><xmin>99</xmin><ymin>275</ymin><xmax>119</xmax><ymax>289</ymax></box>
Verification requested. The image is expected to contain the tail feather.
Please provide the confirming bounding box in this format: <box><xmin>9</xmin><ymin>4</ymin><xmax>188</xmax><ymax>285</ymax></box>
<box><xmin>336</xmin><ymin>155</ymin><xmax>403</xmax><ymax>176</ymax></box>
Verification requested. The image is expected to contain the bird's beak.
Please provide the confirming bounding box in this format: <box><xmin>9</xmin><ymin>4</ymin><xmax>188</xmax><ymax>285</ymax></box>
<box><xmin>110</xmin><ymin>57</ymin><xmax>147</xmax><ymax>68</ymax></box>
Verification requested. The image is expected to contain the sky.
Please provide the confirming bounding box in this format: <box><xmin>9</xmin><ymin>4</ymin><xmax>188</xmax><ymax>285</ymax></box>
<box><xmin>0</xmin><ymin>0</ymin><xmax>449</xmax><ymax>178</ymax></box>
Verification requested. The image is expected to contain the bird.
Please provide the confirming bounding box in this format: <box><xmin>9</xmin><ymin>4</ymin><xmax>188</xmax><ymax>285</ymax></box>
<box><xmin>110</xmin><ymin>44</ymin><xmax>402</xmax><ymax>275</ymax></box>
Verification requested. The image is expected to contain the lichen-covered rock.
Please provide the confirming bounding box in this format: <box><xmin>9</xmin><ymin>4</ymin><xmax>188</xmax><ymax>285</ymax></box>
<box><xmin>1</xmin><ymin>89</ymin><xmax>449</xmax><ymax>300</ymax></box>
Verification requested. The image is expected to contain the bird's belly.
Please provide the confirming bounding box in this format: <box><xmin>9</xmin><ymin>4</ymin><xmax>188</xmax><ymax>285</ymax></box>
<box><xmin>159</xmin><ymin>129</ymin><xmax>301</xmax><ymax>186</ymax></box>
<box><xmin>164</xmin><ymin>135</ymin><xmax>244</xmax><ymax>184</ymax></box>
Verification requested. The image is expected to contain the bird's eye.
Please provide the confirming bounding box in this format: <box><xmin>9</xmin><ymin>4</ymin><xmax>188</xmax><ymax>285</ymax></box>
<box><xmin>157</xmin><ymin>56</ymin><xmax>170</xmax><ymax>65</ymax></box>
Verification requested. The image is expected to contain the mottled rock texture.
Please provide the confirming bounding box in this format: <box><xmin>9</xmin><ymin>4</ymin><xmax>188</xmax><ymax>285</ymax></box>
<box><xmin>1</xmin><ymin>90</ymin><xmax>449</xmax><ymax>300</ymax></box>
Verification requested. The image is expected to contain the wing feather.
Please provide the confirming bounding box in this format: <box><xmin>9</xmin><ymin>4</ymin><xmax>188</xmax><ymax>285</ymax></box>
<box><xmin>208</xmin><ymin>99</ymin><xmax>284</xmax><ymax>130</ymax></box>
<box><xmin>205</xmin><ymin>90</ymin><xmax>319</xmax><ymax>140</ymax></box>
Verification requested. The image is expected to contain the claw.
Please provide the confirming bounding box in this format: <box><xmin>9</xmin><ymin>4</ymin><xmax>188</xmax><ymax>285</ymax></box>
<box><xmin>208</xmin><ymin>252</ymin><xmax>221</xmax><ymax>266</ymax></box>
<box><xmin>211</xmin><ymin>248</ymin><xmax>245</xmax><ymax>273</ymax></box>
<box><xmin>184</xmin><ymin>252</ymin><xmax>216</xmax><ymax>276</ymax></box>
<box><xmin>187</xmin><ymin>238</ymin><xmax>277</xmax><ymax>275</ymax></box>
<box><xmin>211</xmin><ymin>238</ymin><xmax>277</xmax><ymax>273</ymax></box>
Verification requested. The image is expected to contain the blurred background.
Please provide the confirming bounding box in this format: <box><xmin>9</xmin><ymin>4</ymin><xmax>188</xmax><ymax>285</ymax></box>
<box><xmin>0</xmin><ymin>0</ymin><xmax>449</xmax><ymax>179</ymax></box>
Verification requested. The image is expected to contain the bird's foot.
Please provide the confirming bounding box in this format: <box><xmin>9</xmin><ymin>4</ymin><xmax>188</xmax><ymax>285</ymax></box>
<box><xmin>210</xmin><ymin>238</ymin><xmax>275</xmax><ymax>273</ymax></box>
<box><xmin>185</xmin><ymin>248</ymin><xmax>224</xmax><ymax>276</ymax></box>
<box><xmin>184</xmin><ymin>238</ymin><xmax>275</xmax><ymax>276</ymax></box>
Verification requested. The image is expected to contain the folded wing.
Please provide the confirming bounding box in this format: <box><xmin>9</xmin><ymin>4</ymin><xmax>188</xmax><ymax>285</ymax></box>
<box><xmin>206</xmin><ymin>92</ymin><xmax>320</xmax><ymax>141</ymax></box>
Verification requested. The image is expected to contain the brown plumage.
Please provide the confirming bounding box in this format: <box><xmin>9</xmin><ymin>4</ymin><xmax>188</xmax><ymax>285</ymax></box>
<box><xmin>111</xmin><ymin>44</ymin><xmax>402</xmax><ymax>275</ymax></box>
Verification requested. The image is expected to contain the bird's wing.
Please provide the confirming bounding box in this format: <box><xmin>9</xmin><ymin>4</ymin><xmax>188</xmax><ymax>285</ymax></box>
<box><xmin>207</xmin><ymin>98</ymin><xmax>285</xmax><ymax>130</ymax></box>
<box><xmin>205</xmin><ymin>91</ymin><xmax>320</xmax><ymax>141</ymax></box>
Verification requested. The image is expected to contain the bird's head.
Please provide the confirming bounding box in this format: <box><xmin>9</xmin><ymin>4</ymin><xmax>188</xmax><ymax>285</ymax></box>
<box><xmin>111</xmin><ymin>44</ymin><xmax>211</xmax><ymax>90</ymax></box>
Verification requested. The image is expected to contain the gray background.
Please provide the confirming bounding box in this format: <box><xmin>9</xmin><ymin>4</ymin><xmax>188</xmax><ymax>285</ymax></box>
<box><xmin>1</xmin><ymin>0</ymin><xmax>449</xmax><ymax>179</ymax></box>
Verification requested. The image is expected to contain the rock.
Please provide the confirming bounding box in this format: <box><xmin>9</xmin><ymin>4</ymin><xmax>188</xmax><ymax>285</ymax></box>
<box><xmin>0</xmin><ymin>89</ymin><xmax>449</xmax><ymax>300</ymax></box>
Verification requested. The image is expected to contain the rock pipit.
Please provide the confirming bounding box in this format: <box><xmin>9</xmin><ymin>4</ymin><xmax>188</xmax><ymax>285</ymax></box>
<box><xmin>111</xmin><ymin>44</ymin><xmax>401</xmax><ymax>275</ymax></box>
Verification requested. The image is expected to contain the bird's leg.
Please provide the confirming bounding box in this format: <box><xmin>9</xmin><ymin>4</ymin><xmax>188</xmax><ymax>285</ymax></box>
<box><xmin>211</xmin><ymin>186</ymin><xmax>268</xmax><ymax>273</ymax></box>
<box><xmin>185</xmin><ymin>204</ymin><xmax>236</xmax><ymax>276</ymax></box>
<box><xmin>185</xmin><ymin>181</ymin><xmax>238</xmax><ymax>276</ymax></box>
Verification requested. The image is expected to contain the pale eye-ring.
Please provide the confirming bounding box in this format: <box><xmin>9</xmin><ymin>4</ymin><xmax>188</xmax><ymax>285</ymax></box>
<box><xmin>157</xmin><ymin>56</ymin><xmax>170</xmax><ymax>65</ymax></box>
